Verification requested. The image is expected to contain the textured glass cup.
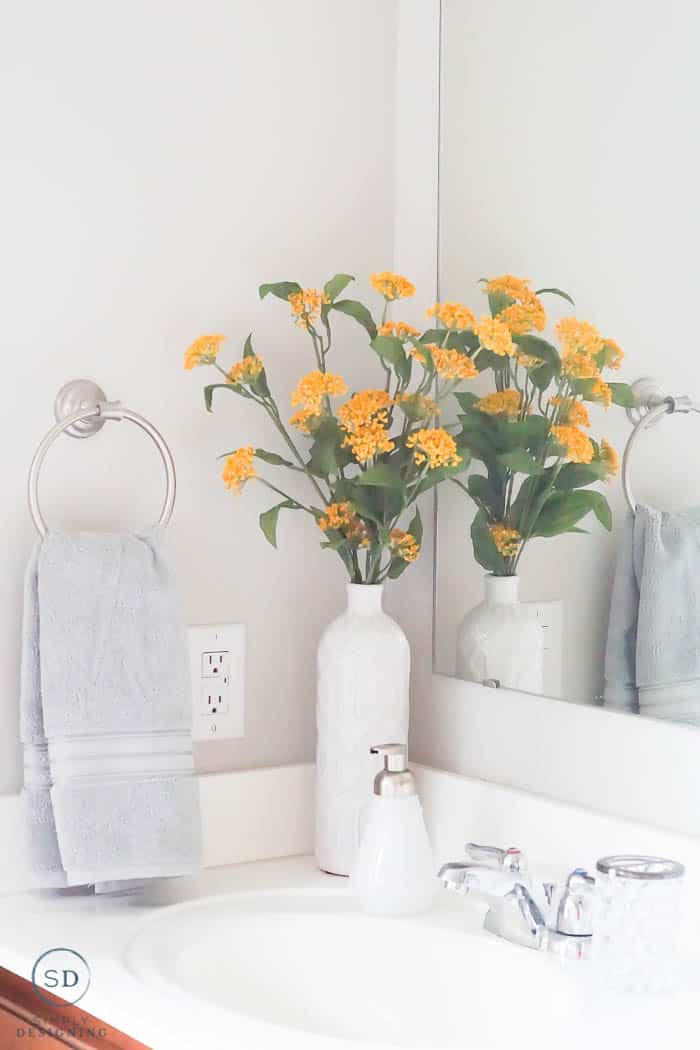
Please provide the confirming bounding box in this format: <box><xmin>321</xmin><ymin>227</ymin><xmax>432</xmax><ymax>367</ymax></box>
<box><xmin>593</xmin><ymin>855</ymin><xmax>685</xmax><ymax>993</ymax></box>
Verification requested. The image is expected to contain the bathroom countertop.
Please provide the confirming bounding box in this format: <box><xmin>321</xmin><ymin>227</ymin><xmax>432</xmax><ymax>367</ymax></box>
<box><xmin>0</xmin><ymin>853</ymin><xmax>697</xmax><ymax>1050</ymax></box>
<box><xmin>0</xmin><ymin>855</ymin><xmax>335</xmax><ymax>1049</ymax></box>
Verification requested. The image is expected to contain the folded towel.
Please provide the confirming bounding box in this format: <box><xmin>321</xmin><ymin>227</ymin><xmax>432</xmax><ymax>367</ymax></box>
<box><xmin>21</xmin><ymin>530</ymin><xmax>201</xmax><ymax>888</ymax></box>
<box><xmin>603</xmin><ymin>504</ymin><xmax>700</xmax><ymax>722</ymax></box>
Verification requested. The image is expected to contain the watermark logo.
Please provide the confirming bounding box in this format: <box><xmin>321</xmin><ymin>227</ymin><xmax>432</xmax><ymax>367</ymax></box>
<box><xmin>31</xmin><ymin>948</ymin><xmax>91</xmax><ymax>1005</ymax></box>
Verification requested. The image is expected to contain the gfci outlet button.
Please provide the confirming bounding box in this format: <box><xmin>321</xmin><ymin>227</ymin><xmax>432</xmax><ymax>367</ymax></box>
<box><xmin>188</xmin><ymin>624</ymin><xmax>245</xmax><ymax>741</ymax></box>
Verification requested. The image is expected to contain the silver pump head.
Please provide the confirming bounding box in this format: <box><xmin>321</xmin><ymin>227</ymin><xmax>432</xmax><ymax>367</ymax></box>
<box><xmin>370</xmin><ymin>743</ymin><xmax>416</xmax><ymax>798</ymax></box>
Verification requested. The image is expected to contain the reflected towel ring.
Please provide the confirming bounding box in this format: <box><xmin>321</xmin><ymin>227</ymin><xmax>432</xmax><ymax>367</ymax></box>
<box><xmin>28</xmin><ymin>380</ymin><xmax>176</xmax><ymax>538</ymax></box>
<box><xmin>622</xmin><ymin>383</ymin><xmax>700</xmax><ymax>513</ymax></box>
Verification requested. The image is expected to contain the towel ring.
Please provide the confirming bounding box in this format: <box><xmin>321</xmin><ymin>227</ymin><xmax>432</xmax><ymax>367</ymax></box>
<box><xmin>622</xmin><ymin>378</ymin><xmax>700</xmax><ymax>512</ymax></box>
<box><xmin>28</xmin><ymin>380</ymin><xmax>176</xmax><ymax>537</ymax></box>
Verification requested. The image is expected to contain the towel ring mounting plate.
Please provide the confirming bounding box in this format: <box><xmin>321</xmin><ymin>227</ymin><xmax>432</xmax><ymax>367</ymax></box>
<box><xmin>28</xmin><ymin>380</ymin><xmax>176</xmax><ymax>537</ymax></box>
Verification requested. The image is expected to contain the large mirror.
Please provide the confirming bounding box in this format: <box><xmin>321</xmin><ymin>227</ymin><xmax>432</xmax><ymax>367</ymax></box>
<box><xmin>434</xmin><ymin>0</ymin><xmax>700</xmax><ymax>724</ymax></box>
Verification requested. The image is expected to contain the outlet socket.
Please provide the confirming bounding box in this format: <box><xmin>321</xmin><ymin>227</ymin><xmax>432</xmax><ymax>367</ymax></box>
<box><xmin>188</xmin><ymin>624</ymin><xmax>245</xmax><ymax>741</ymax></box>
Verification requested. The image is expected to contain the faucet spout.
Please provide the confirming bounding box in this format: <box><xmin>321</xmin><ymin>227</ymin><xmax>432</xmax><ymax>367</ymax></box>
<box><xmin>438</xmin><ymin>860</ymin><xmax>547</xmax><ymax>950</ymax></box>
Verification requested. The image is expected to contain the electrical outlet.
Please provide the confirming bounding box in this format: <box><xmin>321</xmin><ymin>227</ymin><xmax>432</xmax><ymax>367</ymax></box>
<box><xmin>188</xmin><ymin>624</ymin><xmax>245</xmax><ymax>741</ymax></box>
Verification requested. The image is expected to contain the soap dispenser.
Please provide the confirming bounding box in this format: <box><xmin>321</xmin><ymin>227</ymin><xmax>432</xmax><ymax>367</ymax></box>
<box><xmin>350</xmin><ymin>743</ymin><xmax>435</xmax><ymax>915</ymax></box>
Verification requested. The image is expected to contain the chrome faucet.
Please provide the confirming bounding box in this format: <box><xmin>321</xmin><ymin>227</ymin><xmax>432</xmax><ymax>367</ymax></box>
<box><xmin>438</xmin><ymin>843</ymin><xmax>595</xmax><ymax>955</ymax></box>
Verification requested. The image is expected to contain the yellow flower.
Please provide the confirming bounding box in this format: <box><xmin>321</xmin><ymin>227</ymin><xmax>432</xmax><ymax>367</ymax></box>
<box><xmin>561</xmin><ymin>349</ymin><xmax>599</xmax><ymax>379</ymax></box>
<box><xmin>476</xmin><ymin>316</ymin><xmax>515</xmax><ymax>357</ymax></box>
<box><xmin>343</xmin><ymin>419</ymin><xmax>395</xmax><ymax>463</ymax></box>
<box><xmin>390</xmin><ymin>529</ymin><xmax>420</xmax><ymax>563</ymax></box>
<box><xmin>288</xmin><ymin>288</ymin><xmax>330</xmax><ymax>330</ymax></box>
<box><xmin>396</xmin><ymin>392</ymin><xmax>440</xmax><ymax>421</ymax></box>
<box><xmin>601</xmin><ymin>338</ymin><xmax>624</xmax><ymax>370</ymax></box>
<box><xmin>476</xmin><ymin>390</ymin><xmax>522</xmax><ymax>417</ymax></box>
<box><xmin>590</xmin><ymin>377</ymin><xmax>612</xmax><ymax>408</ymax></box>
<box><xmin>221</xmin><ymin>447</ymin><xmax>257</xmax><ymax>493</ymax></box>
<box><xmin>184</xmin><ymin>334</ymin><xmax>225</xmax><ymax>370</ymax></box>
<box><xmin>484</xmin><ymin>276</ymin><xmax>546</xmax><ymax>334</ymax></box>
<box><xmin>485</xmin><ymin>274</ymin><xmax>533</xmax><ymax>301</ymax></box>
<box><xmin>550</xmin><ymin>397</ymin><xmax>591</xmax><ymax>427</ymax></box>
<box><xmin>291</xmin><ymin>370</ymin><xmax>347</xmax><ymax>411</ymax></box>
<box><xmin>500</xmin><ymin>296</ymin><xmax>546</xmax><ymax>335</ymax></box>
<box><xmin>551</xmin><ymin>425</ymin><xmax>594</xmax><ymax>464</ymax></box>
<box><xmin>319</xmin><ymin>502</ymin><xmax>354</xmax><ymax>531</ymax></box>
<box><xmin>338</xmin><ymin>390</ymin><xmax>394</xmax><ymax>463</ymax></box>
<box><xmin>377</xmin><ymin>321</ymin><xmax>421</xmax><ymax>339</ymax></box>
<box><xmin>318</xmin><ymin>502</ymin><xmax>371</xmax><ymax>547</ymax></box>
<box><xmin>406</xmin><ymin>427</ymin><xmax>461</xmax><ymax>469</ymax></box>
<box><xmin>556</xmin><ymin>317</ymin><xmax>604</xmax><ymax>358</ymax></box>
<box><xmin>489</xmin><ymin>523</ymin><xmax>521</xmax><ymax>558</ymax></box>
<box><xmin>227</xmin><ymin>355</ymin><xmax>264</xmax><ymax>386</ymax></box>
<box><xmin>426</xmin><ymin>302</ymin><xmax>476</xmax><ymax>330</ymax></box>
<box><xmin>600</xmin><ymin>438</ymin><xmax>619</xmax><ymax>479</ymax></box>
<box><xmin>338</xmin><ymin>389</ymin><xmax>392</xmax><ymax>431</ymax></box>
<box><xmin>420</xmin><ymin>344</ymin><xmax>478</xmax><ymax>380</ymax></box>
<box><xmin>370</xmin><ymin>271</ymin><xmax>416</xmax><ymax>300</ymax></box>
<box><xmin>289</xmin><ymin>407</ymin><xmax>321</xmax><ymax>433</ymax></box>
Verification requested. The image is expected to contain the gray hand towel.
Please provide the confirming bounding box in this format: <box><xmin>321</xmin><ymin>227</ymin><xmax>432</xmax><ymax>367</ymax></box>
<box><xmin>21</xmin><ymin>530</ymin><xmax>201</xmax><ymax>888</ymax></box>
<box><xmin>604</xmin><ymin>505</ymin><xmax>700</xmax><ymax>722</ymax></box>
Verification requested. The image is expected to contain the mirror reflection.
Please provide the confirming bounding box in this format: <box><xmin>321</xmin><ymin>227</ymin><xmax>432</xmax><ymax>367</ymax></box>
<box><xmin>434</xmin><ymin>0</ymin><xmax>700</xmax><ymax>725</ymax></box>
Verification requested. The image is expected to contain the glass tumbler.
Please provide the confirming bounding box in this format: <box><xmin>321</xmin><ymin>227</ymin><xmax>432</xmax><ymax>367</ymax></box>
<box><xmin>593</xmin><ymin>854</ymin><xmax>685</xmax><ymax>994</ymax></box>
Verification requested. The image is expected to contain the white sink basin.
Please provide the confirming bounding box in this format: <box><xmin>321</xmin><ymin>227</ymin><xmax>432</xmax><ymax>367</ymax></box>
<box><xmin>124</xmin><ymin>882</ymin><xmax>695</xmax><ymax>1050</ymax></box>
<box><xmin>126</xmin><ymin>888</ymin><xmax>556</xmax><ymax>1048</ymax></box>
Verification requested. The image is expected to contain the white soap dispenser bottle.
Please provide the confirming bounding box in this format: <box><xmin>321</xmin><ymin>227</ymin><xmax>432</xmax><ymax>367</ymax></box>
<box><xmin>351</xmin><ymin>743</ymin><xmax>435</xmax><ymax>915</ymax></box>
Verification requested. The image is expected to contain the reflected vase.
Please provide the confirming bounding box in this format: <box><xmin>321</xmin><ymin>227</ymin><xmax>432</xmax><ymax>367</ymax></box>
<box><xmin>316</xmin><ymin>583</ymin><xmax>410</xmax><ymax>876</ymax></box>
<box><xmin>456</xmin><ymin>574</ymin><xmax>543</xmax><ymax>692</ymax></box>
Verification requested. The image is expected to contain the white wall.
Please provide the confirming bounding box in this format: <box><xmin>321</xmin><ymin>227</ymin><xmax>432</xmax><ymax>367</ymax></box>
<box><xmin>434</xmin><ymin>0</ymin><xmax>700</xmax><ymax>703</ymax></box>
<box><xmin>0</xmin><ymin>0</ymin><xmax>438</xmax><ymax>794</ymax></box>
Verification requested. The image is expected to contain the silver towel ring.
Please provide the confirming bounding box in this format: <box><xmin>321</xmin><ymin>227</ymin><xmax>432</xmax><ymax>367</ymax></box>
<box><xmin>622</xmin><ymin>378</ymin><xmax>700</xmax><ymax>512</ymax></box>
<box><xmin>28</xmin><ymin>380</ymin><xmax>176</xmax><ymax>537</ymax></box>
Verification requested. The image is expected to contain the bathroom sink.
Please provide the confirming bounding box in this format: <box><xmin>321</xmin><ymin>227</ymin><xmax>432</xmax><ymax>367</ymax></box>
<box><xmin>122</xmin><ymin>881</ymin><xmax>693</xmax><ymax>1050</ymax></box>
<box><xmin>126</xmin><ymin>887</ymin><xmax>562</xmax><ymax>1048</ymax></box>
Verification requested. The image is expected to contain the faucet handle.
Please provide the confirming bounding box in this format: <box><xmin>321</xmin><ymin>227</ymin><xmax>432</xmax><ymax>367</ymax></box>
<box><xmin>554</xmin><ymin>868</ymin><xmax>596</xmax><ymax>936</ymax></box>
<box><xmin>465</xmin><ymin>843</ymin><xmax>528</xmax><ymax>875</ymax></box>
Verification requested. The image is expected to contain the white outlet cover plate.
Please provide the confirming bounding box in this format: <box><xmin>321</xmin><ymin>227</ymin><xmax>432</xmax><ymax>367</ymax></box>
<box><xmin>188</xmin><ymin>623</ymin><xmax>245</xmax><ymax>741</ymax></box>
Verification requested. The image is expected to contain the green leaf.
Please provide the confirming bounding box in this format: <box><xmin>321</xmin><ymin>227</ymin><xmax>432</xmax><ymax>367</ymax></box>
<box><xmin>531</xmin><ymin>490</ymin><xmax>612</xmax><ymax>537</ymax></box>
<box><xmin>371</xmin><ymin>335</ymin><xmax>407</xmax><ymax>369</ymax></box>
<box><xmin>468</xmin><ymin>473</ymin><xmax>497</xmax><ymax>507</ymax></box>
<box><xmin>407</xmin><ymin>506</ymin><xmax>423</xmax><ymax>545</ymax></box>
<box><xmin>323</xmin><ymin>273</ymin><xmax>355</xmax><ymax>302</ymax></box>
<box><xmin>420</xmin><ymin>329</ymin><xmax>446</xmax><ymax>343</ymax></box>
<box><xmin>415</xmin><ymin>456</ymin><xmax>471</xmax><ymax>494</ymax></box>
<box><xmin>609</xmin><ymin>382</ymin><xmax>635</xmax><ymax>408</ymax></box>
<box><xmin>203</xmin><ymin>383</ymin><xmax>250</xmax><ymax>412</ymax></box>
<box><xmin>354</xmin><ymin>463</ymin><xmax>405</xmax><ymax>489</ymax></box>
<box><xmin>498</xmin><ymin>449</ymin><xmax>545</xmax><ymax>475</ymax></box>
<box><xmin>534</xmin><ymin>287</ymin><xmax>575</xmax><ymax>307</ymax></box>
<box><xmin>259</xmin><ymin>500</ymin><xmax>298</xmax><ymax>548</ymax></box>
<box><xmin>555</xmin><ymin>462</ymin><xmax>608</xmax><ymax>489</ymax></box>
<box><xmin>242</xmin><ymin>333</ymin><xmax>254</xmax><ymax>357</ymax></box>
<box><xmin>488</xmin><ymin>291</ymin><xmax>515</xmax><ymax>317</ymax></box>
<box><xmin>255</xmin><ymin>449</ymin><xmax>296</xmax><ymax>468</ymax></box>
<box><xmin>330</xmin><ymin>299</ymin><xmax>377</xmax><ymax>340</ymax></box>
<box><xmin>475</xmin><ymin>348</ymin><xmax>509</xmax><ymax>372</ymax></box>
<box><xmin>258</xmin><ymin>281</ymin><xmax>302</xmax><ymax>301</ymax></box>
<box><xmin>307</xmin><ymin>418</ymin><xmax>352</xmax><ymax>477</ymax></box>
<box><xmin>528</xmin><ymin>361</ymin><xmax>557</xmax><ymax>391</ymax></box>
<box><xmin>512</xmin><ymin>334</ymin><xmax>561</xmax><ymax>372</ymax></box>
<box><xmin>471</xmin><ymin>508</ymin><xmax>506</xmax><ymax>573</ymax></box>
<box><xmin>454</xmin><ymin>391</ymin><xmax>480</xmax><ymax>412</ymax></box>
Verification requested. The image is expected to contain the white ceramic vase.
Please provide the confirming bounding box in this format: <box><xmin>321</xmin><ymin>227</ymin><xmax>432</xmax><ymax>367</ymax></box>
<box><xmin>456</xmin><ymin>575</ymin><xmax>543</xmax><ymax>693</ymax></box>
<box><xmin>316</xmin><ymin>583</ymin><xmax>410</xmax><ymax>876</ymax></box>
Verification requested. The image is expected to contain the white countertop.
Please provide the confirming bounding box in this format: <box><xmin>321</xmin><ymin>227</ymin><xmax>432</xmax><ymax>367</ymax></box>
<box><xmin>0</xmin><ymin>855</ymin><xmax>333</xmax><ymax>1049</ymax></box>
